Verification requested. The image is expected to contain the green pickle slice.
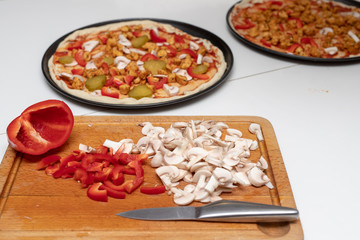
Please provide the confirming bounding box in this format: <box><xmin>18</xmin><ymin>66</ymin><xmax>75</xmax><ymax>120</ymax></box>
<box><xmin>192</xmin><ymin>64</ymin><xmax>208</xmax><ymax>74</ymax></box>
<box><xmin>131</xmin><ymin>35</ymin><xmax>149</xmax><ymax>48</ymax></box>
<box><xmin>128</xmin><ymin>85</ymin><xmax>153</xmax><ymax>99</ymax></box>
<box><xmin>58</xmin><ymin>56</ymin><xmax>74</xmax><ymax>64</ymax></box>
<box><xmin>85</xmin><ymin>75</ymin><xmax>106</xmax><ymax>91</ymax></box>
<box><xmin>103</xmin><ymin>56</ymin><xmax>114</xmax><ymax>65</ymax></box>
<box><xmin>144</xmin><ymin>60</ymin><xmax>166</xmax><ymax>75</ymax></box>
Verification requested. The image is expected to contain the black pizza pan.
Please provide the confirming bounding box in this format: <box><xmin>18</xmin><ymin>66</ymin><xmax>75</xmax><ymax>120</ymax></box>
<box><xmin>42</xmin><ymin>18</ymin><xmax>233</xmax><ymax>109</ymax></box>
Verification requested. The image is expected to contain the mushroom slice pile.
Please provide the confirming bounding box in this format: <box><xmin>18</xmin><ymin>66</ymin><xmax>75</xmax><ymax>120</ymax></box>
<box><xmin>136</xmin><ymin>120</ymin><xmax>273</xmax><ymax>205</ymax></box>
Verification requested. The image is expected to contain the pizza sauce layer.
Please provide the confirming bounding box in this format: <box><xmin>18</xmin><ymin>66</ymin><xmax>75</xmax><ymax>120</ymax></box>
<box><xmin>230</xmin><ymin>0</ymin><xmax>360</xmax><ymax>58</ymax></box>
<box><xmin>49</xmin><ymin>20</ymin><xmax>225</xmax><ymax>104</ymax></box>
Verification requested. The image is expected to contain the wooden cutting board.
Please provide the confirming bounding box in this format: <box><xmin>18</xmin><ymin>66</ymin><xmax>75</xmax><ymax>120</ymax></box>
<box><xmin>0</xmin><ymin>116</ymin><xmax>303</xmax><ymax>239</ymax></box>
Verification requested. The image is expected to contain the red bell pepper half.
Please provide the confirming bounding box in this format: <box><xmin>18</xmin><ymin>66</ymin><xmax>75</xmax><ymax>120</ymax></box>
<box><xmin>140</xmin><ymin>185</ymin><xmax>166</xmax><ymax>195</ymax></box>
<box><xmin>87</xmin><ymin>182</ymin><xmax>108</xmax><ymax>202</ymax></box>
<box><xmin>187</xmin><ymin>67</ymin><xmax>209</xmax><ymax>80</ymax></box>
<box><xmin>150</xmin><ymin>29</ymin><xmax>166</xmax><ymax>43</ymax></box>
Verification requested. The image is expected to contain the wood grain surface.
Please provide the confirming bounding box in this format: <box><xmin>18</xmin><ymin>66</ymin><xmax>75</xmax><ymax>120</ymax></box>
<box><xmin>0</xmin><ymin>116</ymin><xmax>303</xmax><ymax>239</ymax></box>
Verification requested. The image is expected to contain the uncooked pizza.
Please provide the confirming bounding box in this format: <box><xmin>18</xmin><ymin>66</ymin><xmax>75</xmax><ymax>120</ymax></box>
<box><xmin>229</xmin><ymin>0</ymin><xmax>360</xmax><ymax>58</ymax></box>
<box><xmin>48</xmin><ymin>20</ymin><xmax>227</xmax><ymax>105</ymax></box>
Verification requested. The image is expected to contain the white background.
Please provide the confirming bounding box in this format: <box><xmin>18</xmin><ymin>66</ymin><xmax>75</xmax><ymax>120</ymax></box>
<box><xmin>1</xmin><ymin>0</ymin><xmax>360</xmax><ymax>239</ymax></box>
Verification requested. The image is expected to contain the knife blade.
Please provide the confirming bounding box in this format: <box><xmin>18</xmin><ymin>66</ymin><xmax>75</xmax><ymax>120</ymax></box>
<box><xmin>116</xmin><ymin>200</ymin><xmax>299</xmax><ymax>222</ymax></box>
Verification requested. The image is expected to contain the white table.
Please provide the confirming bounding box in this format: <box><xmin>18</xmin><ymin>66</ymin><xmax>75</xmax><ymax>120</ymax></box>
<box><xmin>1</xmin><ymin>0</ymin><xmax>359</xmax><ymax>239</ymax></box>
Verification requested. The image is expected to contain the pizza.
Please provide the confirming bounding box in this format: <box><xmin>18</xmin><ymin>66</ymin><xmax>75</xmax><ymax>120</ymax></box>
<box><xmin>48</xmin><ymin>20</ymin><xmax>227</xmax><ymax>105</ymax></box>
<box><xmin>229</xmin><ymin>0</ymin><xmax>360</xmax><ymax>58</ymax></box>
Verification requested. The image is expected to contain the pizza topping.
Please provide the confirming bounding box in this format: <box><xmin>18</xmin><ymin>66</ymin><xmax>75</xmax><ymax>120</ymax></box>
<box><xmin>50</xmin><ymin>21</ymin><xmax>223</xmax><ymax>102</ymax></box>
<box><xmin>324</xmin><ymin>46</ymin><xmax>338</xmax><ymax>55</ymax></box>
<box><xmin>82</xmin><ymin>40</ymin><xmax>99</xmax><ymax>52</ymax></box>
<box><xmin>230</xmin><ymin>0</ymin><xmax>360</xmax><ymax>58</ymax></box>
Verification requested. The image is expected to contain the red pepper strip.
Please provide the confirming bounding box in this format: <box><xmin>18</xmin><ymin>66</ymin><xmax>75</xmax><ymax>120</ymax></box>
<box><xmin>165</xmin><ymin>45</ymin><xmax>177</xmax><ymax>57</ymax></box>
<box><xmin>269</xmin><ymin>0</ymin><xmax>283</xmax><ymax>6</ymax></box>
<box><xmin>187</xmin><ymin>67</ymin><xmax>209</xmax><ymax>80</ymax></box>
<box><xmin>109</xmin><ymin>68</ymin><xmax>118</xmax><ymax>77</ymax></box>
<box><xmin>127</xmin><ymin>154</ymin><xmax>148</xmax><ymax>164</ymax></box>
<box><xmin>52</xmin><ymin>166</ymin><xmax>77</xmax><ymax>179</ymax></box>
<box><xmin>128</xmin><ymin>160</ymin><xmax>144</xmax><ymax>178</ymax></box>
<box><xmin>140</xmin><ymin>53</ymin><xmax>158</xmax><ymax>62</ymax></box>
<box><xmin>111</xmin><ymin>165</ymin><xmax>125</xmax><ymax>185</ymax></box>
<box><xmin>235</xmin><ymin>19</ymin><xmax>255</xmax><ymax>30</ymax></box>
<box><xmin>122</xmin><ymin>168</ymin><xmax>136</xmax><ymax>175</ymax></box>
<box><xmin>45</xmin><ymin>164</ymin><xmax>59</xmax><ymax>176</ymax></box>
<box><xmin>67</xmin><ymin>41</ymin><xmax>83</xmax><ymax>51</ymax></box>
<box><xmin>37</xmin><ymin>154</ymin><xmax>61</xmax><ymax>170</ymax></box>
<box><xmin>132</xmin><ymin>31</ymin><xmax>141</xmax><ymax>37</ymax></box>
<box><xmin>123</xmin><ymin>177</ymin><xmax>144</xmax><ymax>194</ymax></box>
<box><xmin>87</xmin><ymin>182</ymin><xmax>108</xmax><ymax>202</ymax></box>
<box><xmin>140</xmin><ymin>185</ymin><xmax>166</xmax><ymax>195</ymax></box>
<box><xmin>300</xmin><ymin>37</ymin><xmax>318</xmax><ymax>48</ymax></box>
<box><xmin>94</xmin><ymin>167</ymin><xmax>112</xmax><ymax>182</ymax></box>
<box><xmin>101</xmin><ymin>86</ymin><xmax>119</xmax><ymax>99</ymax></box>
<box><xmin>289</xmin><ymin>18</ymin><xmax>303</xmax><ymax>28</ymax></box>
<box><xmin>278</xmin><ymin>23</ymin><xmax>285</xmax><ymax>32</ymax></box>
<box><xmin>104</xmin><ymin>180</ymin><xmax>126</xmax><ymax>192</ymax></box>
<box><xmin>74</xmin><ymin>168</ymin><xmax>93</xmax><ymax>188</ymax></box>
<box><xmin>97</xmin><ymin>35</ymin><xmax>108</xmax><ymax>44</ymax></box>
<box><xmin>101</xmin><ymin>62</ymin><xmax>109</xmax><ymax>75</ymax></box>
<box><xmin>59</xmin><ymin>154</ymin><xmax>76</xmax><ymax>169</ymax></box>
<box><xmin>150</xmin><ymin>29</ymin><xmax>166</xmax><ymax>43</ymax></box>
<box><xmin>125</xmin><ymin>75</ymin><xmax>134</xmax><ymax>85</ymax></box>
<box><xmin>174</xmin><ymin>34</ymin><xmax>185</xmax><ymax>43</ymax></box>
<box><xmin>114</xmin><ymin>152</ymin><xmax>131</xmax><ymax>165</ymax></box>
<box><xmin>71</xmin><ymin>68</ymin><xmax>84</xmax><ymax>76</ymax></box>
<box><xmin>81</xmin><ymin>154</ymin><xmax>96</xmax><ymax>170</ymax></box>
<box><xmin>287</xmin><ymin>43</ymin><xmax>302</xmax><ymax>53</ymax></box>
<box><xmin>260</xmin><ymin>39</ymin><xmax>272</xmax><ymax>47</ymax></box>
<box><xmin>54</xmin><ymin>51</ymin><xmax>68</xmax><ymax>57</ymax></box>
<box><xmin>74</xmin><ymin>50</ymin><xmax>86</xmax><ymax>67</ymax></box>
<box><xmin>180</xmin><ymin>48</ymin><xmax>197</xmax><ymax>59</ymax></box>
<box><xmin>100</xmin><ymin>185</ymin><xmax>126</xmax><ymax>199</ymax></box>
<box><xmin>147</xmin><ymin>76</ymin><xmax>168</xmax><ymax>89</ymax></box>
<box><xmin>104</xmin><ymin>77</ymin><xmax>114</xmax><ymax>87</ymax></box>
<box><xmin>87</xmin><ymin>162</ymin><xmax>103</xmax><ymax>172</ymax></box>
<box><xmin>67</xmin><ymin>161</ymin><xmax>81</xmax><ymax>168</ymax></box>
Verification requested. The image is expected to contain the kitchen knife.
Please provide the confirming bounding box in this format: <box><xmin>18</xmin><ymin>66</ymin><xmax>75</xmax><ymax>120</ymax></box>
<box><xmin>116</xmin><ymin>200</ymin><xmax>299</xmax><ymax>222</ymax></box>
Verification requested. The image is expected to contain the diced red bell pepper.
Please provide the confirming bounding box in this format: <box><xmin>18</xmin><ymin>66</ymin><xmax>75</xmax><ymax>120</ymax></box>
<box><xmin>132</xmin><ymin>31</ymin><xmax>141</xmax><ymax>37</ymax></box>
<box><xmin>300</xmin><ymin>37</ymin><xmax>318</xmax><ymax>48</ymax></box>
<box><xmin>140</xmin><ymin>185</ymin><xmax>166</xmax><ymax>195</ymax></box>
<box><xmin>87</xmin><ymin>182</ymin><xmax>108</xmax><ymax>202</ymax></box>
<box><xmin>287</xmin><ymin>43</ymin><xmax>302</xmax><ymax>53</ymax></box>
<box><xmin>269</xmin><ymin>1</ymin><xmax>283</xmax><ymax>6</ymax></box>
<box><xmin>74</xmin><ymin>50</ymin><xmax>86</xmax><ymax>67</ymax></box>
<box><xmin>52</xmin><ymin>166</ymin><xmax>77</xmax><ymax>179</ymax></box>
<box><xmin>67</xmin><ymin>41</ymin><xmax>83</xmax><ymax>51</ymax></box>
<box><xmin>104</xmin><ymin>180</ymin><xmax>126</xmax><ymax>192</ymax></box>
<box><xmin>71</xmin><ymin>68</ymin><xmax>84</xmax><ymax>76</ymax></box>
<box><xmin>128</xmin><ymin>160</ymin><xmax>144</xmax><ymax>178</ymax></box>
<box><xmin>101</xmin><ymin>86</ymin><xmax>119</xmax><ymax>99</ymax></box>
<box><xmin>235</xmin><ymin>19</ymin><xmax>255</xmax><ymax>30</ymax></box>
<box><xmin>114</xmin><ymin>152</ymin><xmax>131</xmax><ymax>165</ymax></box>
<box><xmin>37</xmin><ymin>154</ymin><xmax>61</xmax><ymax>170</ymax></box>
<box><xmin>150</xmin><ymin>29</ymin><xmax>166</xmax><ymax>43</ymax></box>
<box><xmin>59</xmin><ymin>154</ymin><xmax>76</xmax><ymax>169</ymax></box>
<box><xmin>87</xmin><ymin>162</ymin><xmax>103</xmax><ymax>172</ymax></box>
<box><xmin>279</xmin><ymin>23</ymin><xmax>285</xmax><ymax>32</ymax></box>
<box><xmin>187</xmin><ymin>67</ymin><xmax>209</xmax><ymax>80</ymax></box>
<box><xmin>140</xmin><ymin>53</ymin><xmax>158</xmax><ymax>62</ymax></box>
<box><xmin>67</xmin><ymin>161</ymin><xmax>81</xmax><ymax>168</ymax></box>
<box><xmin>289</xmin><ymin>18</ymin><xmax>303</xmax><ymax>28</ymax></box>
<box><xmin>147</xmin><ymin>76</ymin><xmax>168</xmax><ymax>89</ymax></box>
<box><xmin>174</xmin><ymin>34</ymin><xmax>185</xmax><ymax>43</ymax></box>
<box><xmin>180</xmin><ymin>48</ymin><xmax>197</xmax><ymax>59</ymax></box>
<box><xmin>74</xmin><ymin>168</ymin><xmax>94</xmax><ymax>188</ymax></box>
<box><xmin>111</xmin><ymin>164</ymin><xmax>126</xmax><ymax>185</ymax></box>
<box><xmin>101</xmin><ymin>62</ymin><xmax>109</xmax><ymax>74</ymax></box>
<box><xmin>123</xmin><ymin>177</ymin><xmax>144</xmax><ymax>194</ymax></box>
<box><xmin>97</xmin><ymin>35</ymin><xmax>108</xmax><ymax>44</ymax></box>
<box><xmin>127</xmin><ymin>154</ymin><xmax>148</xmax><ymax>164</ymax></box>
<box><xmin>165</xmin><ymin>45</ymin><xmax>177</xmax><ymax>57</ymax></box>
<box><xmin>104</xmin><ymin>77</ymin><xmax>114</xmax><ymax>87</ymax></box>
<box><xmin>125</xmin><ymin>75</ymin><xmax>134</xmax><ymax>85</ymax></box>
<box><xmin>260</xmin><ymin>38</ymin><xmax>272</xmax><ymax>47</ymax></box>
<box><xmin>54</xmin><ymin>51</ymin><xmax>68</xmax><ymax>57</ymax></box>
<box><xmin>100</xmin><ymin>185</ymin><xmax>126</xmax><ymax>199</ymax></box>
<box><xmin>94</xmin><ymin>167</ymin><xmax>112</xmax><ymax>182</ymax></box>
<box><xmin>45</xmin><ymin>164</ymin><xmax>60</xmax><ymax>176</ymax></box>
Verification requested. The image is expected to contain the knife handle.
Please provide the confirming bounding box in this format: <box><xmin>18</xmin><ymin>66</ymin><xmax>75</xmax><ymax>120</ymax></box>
<box><xmin>197</xmin><ymin>200</ymin><xmax>299</xmax><ymax>222</ymax></box>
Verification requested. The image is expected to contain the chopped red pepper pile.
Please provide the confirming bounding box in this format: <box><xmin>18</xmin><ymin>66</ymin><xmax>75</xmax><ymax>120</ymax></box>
<box><xmin>37</xmin><ymin>144</ymin><xmax>165</xmax><ymax>202</ymax></box>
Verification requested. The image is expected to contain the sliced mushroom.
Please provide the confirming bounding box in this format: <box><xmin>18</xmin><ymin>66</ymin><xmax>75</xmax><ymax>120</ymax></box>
<box><xmin>247</xmin><ymin>167</ymin><xmax>270</xmax><ymax>187</ymax></box>
<box><xmin>186</xmin><ymin>147</ymin><xmax>208</xmax><ymax>169</ymax></box>
<box><xmin>249</xmin><ymin>123</ymin><xmax>264</xmax><ymax>141</ymax></box>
